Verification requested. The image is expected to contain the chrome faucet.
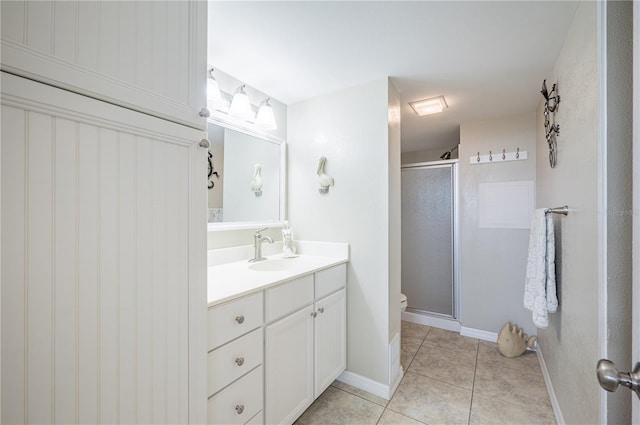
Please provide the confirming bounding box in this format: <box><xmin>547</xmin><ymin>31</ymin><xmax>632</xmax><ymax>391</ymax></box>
<box><xmin>249</xmin><ymin>227</ymin><xmax>274</xmax><ymax>262</ymax></box>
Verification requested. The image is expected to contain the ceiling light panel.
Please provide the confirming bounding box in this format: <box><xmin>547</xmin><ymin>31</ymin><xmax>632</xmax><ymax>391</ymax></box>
<box><xmin>409</xmin><ymin>96</ymin><xmax>448</xmax><ymax>116</ymax></box>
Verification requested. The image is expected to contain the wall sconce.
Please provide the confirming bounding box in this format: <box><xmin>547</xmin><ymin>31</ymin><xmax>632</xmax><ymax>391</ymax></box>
<box><xmin>229</xmin><ymin>85</ymin><xmax>253</xmax><ymax>121</ymax></box>
<box><xmin>541</xmin><ymin>80</ymin><xmax>560</xmax><ymax>168</ymax></box>
<box><xmin>317</xmin><ymin>156</ymin><xmax>334</xmax><ymax>194</ymax></box>
<box><xmin>255</xmin><ymin>98</ymin><xmax>277</xmax><ymax>130</ymax></box>
<box><xmin>251</xmin><ymin>163</ymin><xmax>263</xmax><ymax>197</ymax></box>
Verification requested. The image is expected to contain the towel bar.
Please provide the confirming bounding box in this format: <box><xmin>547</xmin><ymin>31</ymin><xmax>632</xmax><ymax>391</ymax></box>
<box><xmin>545</xmin><ymin>206</ymin><xmax>569</xmax><ymax>216</ymax></box>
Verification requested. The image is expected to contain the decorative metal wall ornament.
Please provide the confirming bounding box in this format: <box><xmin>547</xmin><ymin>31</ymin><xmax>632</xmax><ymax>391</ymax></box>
<box><xmin>541</xmin><ymin>80</ymin><xmax>561</xmax><ymax>168</ymax></box>
<box><xmin>208</xmin><ymin>151</ymin><xmax>220</xmax><ymax>189</ymax></box>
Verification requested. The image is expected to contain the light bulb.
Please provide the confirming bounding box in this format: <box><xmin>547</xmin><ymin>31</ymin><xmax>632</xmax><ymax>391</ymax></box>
<box><xmin>207</xmin><ymin>77</ymin><xmax>222</xmax><ymax>105</ymax></box>
<box><xmin>229</xmin><ymin>85</ymin><xmax>253</xmax><ymax>121</ymax></box>
<box><xmin>255</xmin><ymin>98</ymin><xmax>277</xmax><ymax>130</ymax></box>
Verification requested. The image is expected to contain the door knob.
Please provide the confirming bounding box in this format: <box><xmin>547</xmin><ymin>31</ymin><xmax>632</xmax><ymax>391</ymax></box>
<box><xmin>199</xmin><ymin>139</ymin><xmax>210</xmax><ymax>149</ymax></box>
<box><xmin>596</xmin><ymin>359</ymin><xmax>640</xmax><ymax>399</ymax></box>
<box><xmin>199</xmin><ymin>107</ymin><xmax>211</xmax><ymax>118</ymax></box>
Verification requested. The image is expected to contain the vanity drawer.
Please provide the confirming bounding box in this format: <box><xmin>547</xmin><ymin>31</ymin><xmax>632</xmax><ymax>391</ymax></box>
<box><xmin>207</xmin><ymin>365</ymin><xmax>263</xmax><ymax>425</ymax></box>
<box><xmin>208</xmin><ymin>327</ymin><xmax>263</xmax><ymax>396</ymax></box>
<box><xmin>315</xmin><ymin>264</ymin><xmax>347</xmax><ymax>299</ymax></box>
<box><xmin>266</xmin><ymin>275</ymin><xmax>314</xmax><ymax>322</ymax></box>
<box><xmin>208</xmin><ymin>291</ymin><xmax>264</xmax><ymax>351</ymax></box>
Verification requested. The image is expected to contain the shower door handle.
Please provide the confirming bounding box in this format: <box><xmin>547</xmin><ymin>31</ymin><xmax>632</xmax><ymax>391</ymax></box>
<box><xmin>596</xmin><ymin>359</ymin><xmax>640</xmax><ymax>399</ymax></box>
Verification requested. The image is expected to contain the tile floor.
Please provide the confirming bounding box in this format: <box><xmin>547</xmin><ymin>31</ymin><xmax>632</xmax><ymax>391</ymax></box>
<box><xmin>296</xmin><ymin>321</ymin><xmax>556</xmax><ymax>425</ymax></box>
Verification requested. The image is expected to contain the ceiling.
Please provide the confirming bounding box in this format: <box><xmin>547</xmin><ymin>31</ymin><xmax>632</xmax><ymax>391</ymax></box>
<box><xmin>208</xmin><ymin>1</ymin><xmax>578</xmax><ymax>153</ymax></box>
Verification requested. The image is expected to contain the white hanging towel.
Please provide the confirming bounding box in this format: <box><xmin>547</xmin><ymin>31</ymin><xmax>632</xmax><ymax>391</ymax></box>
<box><xmin>524</xmin><ymin>209</ymin><xmax>558</xmax><ymax>328</ymax></box>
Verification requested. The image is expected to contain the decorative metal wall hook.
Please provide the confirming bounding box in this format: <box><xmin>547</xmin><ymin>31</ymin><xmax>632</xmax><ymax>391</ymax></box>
<box><xmin>541</xmin><ymin>80</ymin><xmax>561</xmax><ymax>168</ymax></box>
<box><xmin>207</xmin><ymin>151</ymin><xmax>220</xmax><ymax>189</ymax></box>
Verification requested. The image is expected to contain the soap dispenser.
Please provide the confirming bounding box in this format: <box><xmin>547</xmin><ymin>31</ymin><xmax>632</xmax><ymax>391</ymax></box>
<box><xmin>281</xmin><ymin>221</ymin><xmax>297</xmax><ymax>258</ymax></box>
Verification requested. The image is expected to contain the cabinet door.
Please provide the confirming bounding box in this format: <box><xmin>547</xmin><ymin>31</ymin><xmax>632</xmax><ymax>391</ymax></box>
<box><xmin>0</xmin><ymin>0</ymin><xmax>207</xmax><ymax>129</ymax></box>
<box><xmin>265</xmin><ymin>305</ymin><xmax>314</xmax><ymax>425</ymax></box>
<box><xmin>0</xmin><ymin>72</ymin><xmax>208</xmax><ymax>425</ymax></box>
<box><xmin>314</xmin><ymin>289</ymin><xmax>347</xmax><ymax>397</ymax></box>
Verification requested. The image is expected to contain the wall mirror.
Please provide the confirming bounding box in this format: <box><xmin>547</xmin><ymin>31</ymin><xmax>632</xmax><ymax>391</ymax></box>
<box><xmin>207</xmin><ymin>117</ymin><xmax>286</xmax><ymax>231</ymax></box>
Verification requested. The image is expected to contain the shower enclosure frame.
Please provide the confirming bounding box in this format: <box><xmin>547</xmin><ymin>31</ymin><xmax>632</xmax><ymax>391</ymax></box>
<box><xmin>401</xmin><ymin>159</ymin><xmax>460</xmax><ymax>323</ymax></box>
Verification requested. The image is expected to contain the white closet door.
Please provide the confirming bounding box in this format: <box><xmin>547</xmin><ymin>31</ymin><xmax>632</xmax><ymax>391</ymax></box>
<box><xmin>0</xmin><ymin>72</ymin><xmax>208</xmax><ymax>424</ymax></box>
<box><xmin>0</xmin><ymin>0</ymin><xmax>207</xmax><ymax>129</ymax></box>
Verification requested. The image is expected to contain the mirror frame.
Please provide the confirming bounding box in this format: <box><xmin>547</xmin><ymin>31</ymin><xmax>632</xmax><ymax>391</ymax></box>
<box><xmin>206</xmin><ymin>114</ymin><xmax>286</xmax><ymax>231</ymax></box>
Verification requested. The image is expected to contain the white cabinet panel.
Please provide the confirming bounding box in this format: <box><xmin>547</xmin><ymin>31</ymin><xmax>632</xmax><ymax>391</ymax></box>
<box><xmin>207</xmin><ymin>328</ymin><xmax>263</xmax><ymax>396</ymax></box>
<box><xmin>265</xmin><ymin>305</ymin><xmax>315</xmax><ymax>425</ymax></box>
<box><xmin>0</xmin><ymin>0</ymin><xmax>207</xmax><ymax>129</ymax></box>
<box><xmin>266</xmin><ymin>275</ymin><xmax>314</xmax><ymax>322</ymax></box>
<box><xmin>315</xmin><ymin>263</ymin><xmax>347</xmax><ymax>299</ymax></box>
<box><xmin>208</xmin><ymin>291</ymin><xmax>264</xmax><ymax>351</ymax></box>
<box><xmin>207</xmin><ymin>365</ymin><xmax>263</xmax><ymax>425</ymax></box>
<box><xmin>314</xmin><ymin>289</ymin><xmax>347</xmax><ymax>397</ymax></box>
<box><xmin>0</xmin><ymin>72</ymin><xmax>207</xmax><ymax>424</ymax></box>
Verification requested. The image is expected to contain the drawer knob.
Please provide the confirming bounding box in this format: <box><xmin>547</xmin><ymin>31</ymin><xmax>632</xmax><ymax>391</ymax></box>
<box><xmin>318</xmin><ymin>307</ymin><xmax>325</xmax><ymax>314</ymax></box>
<box><xmin>235</xmin><ymin>404</ymin><xmax>245</xmax><ymax>415</ymax></box>
<box><xmin>235</xmin><ymin>357</ymin><xmax>245</xmax><ymax>366</ymax></box>
<box><xmin>235</xmin><ymin>315</ymin><xmax>245</xmax><ymax>324</ymax></box>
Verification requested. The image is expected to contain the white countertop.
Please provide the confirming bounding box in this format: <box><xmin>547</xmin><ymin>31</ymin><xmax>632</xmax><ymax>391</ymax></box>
<box><xmin>207</xmin><ymin>241</ymin><xmax>349</xmax><ymax>307</ymax></box>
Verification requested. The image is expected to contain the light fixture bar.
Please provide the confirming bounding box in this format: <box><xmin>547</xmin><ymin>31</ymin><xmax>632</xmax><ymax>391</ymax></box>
<box><xmin>409</xmin><ymin>95</ymin><xmax>448</xmax><ymax>116</ymax></box>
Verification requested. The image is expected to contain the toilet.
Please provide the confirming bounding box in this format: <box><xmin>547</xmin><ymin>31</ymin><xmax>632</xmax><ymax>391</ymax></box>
<box><xmin>400</xmin><ymin>293</ymin><xmax>408</xmax><ymax>312</ymax></box>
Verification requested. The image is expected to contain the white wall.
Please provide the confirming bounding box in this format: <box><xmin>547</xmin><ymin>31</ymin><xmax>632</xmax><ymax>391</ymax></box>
<box><xmin>387</xmin><ymin>81</ymin><xmax>402</xmax><ymax>385</ymax></box>
<box><xmin>401</xmin><ymin>146</ymin><xmax>459</xmax><ymax>164</ymax></box>
<box><xmin>287</xmin><ymin>79</ymin><xmax>398</xmax><ymax>389</ymax></box>
<box><xmin>459</xmin><ymin>113</ymin><xmax>537</xmax><ymax>335</ymax></box>
<box><xmin>535</xmin><ymin>3</ymin><xmax>601</xmax><ymax>423</ymax></box>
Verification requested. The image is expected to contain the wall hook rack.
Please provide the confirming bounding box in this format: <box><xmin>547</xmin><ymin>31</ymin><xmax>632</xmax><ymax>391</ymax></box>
<box><xmin>470</xmin><ymin>148</ymin><xmax>528</xmax><ymax>165</ymax></box>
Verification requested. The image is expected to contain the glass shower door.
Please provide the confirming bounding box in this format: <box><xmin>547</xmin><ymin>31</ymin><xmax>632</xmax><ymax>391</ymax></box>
<box><xmin>401</xmin><ymin>164</ymin><xmax>455</xmax><ymax>318</ymax></box>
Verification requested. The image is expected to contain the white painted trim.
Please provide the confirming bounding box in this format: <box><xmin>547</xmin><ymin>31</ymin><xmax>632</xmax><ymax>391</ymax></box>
<box><xmin>453</xmin><ymin>163</ymin><xmax>461</xmax><ymax>321</ymax></box>
<box><xmin>207</xmin><ymin>221</ymin><xmax>284</xmax><ymax>232</ymax></box>
<box><xmin>389</xmin><ymin>369</ymin><xmax>403</xmax><ymax>400</ymax></box>
<box><xmin>537</xmin><ymin>343</ymin><xmax>565</xmax><ymax>425</ymax></box>
<box><xmin>189</xmin><ymin>138</ymin><xmax>208</xmax><ymax>423</ymax></box>
<box><xmin>596</xmin><ymin>1</ymin><xmax>608</xmax><ymax>423</ymax></box>
<box><xmin>401</xmin><ymin>311</ymin><xmax>460</xmax><ymax>332</ymax></box>
<box><xmin>460</xmin><ymin>327</ymin><xmax>498</xmax><ymax>343</ymax></box>
<box><xmin>336</xmin><ymin>371</ymin><xmax>390</xmax><ymax>401</ymax></box>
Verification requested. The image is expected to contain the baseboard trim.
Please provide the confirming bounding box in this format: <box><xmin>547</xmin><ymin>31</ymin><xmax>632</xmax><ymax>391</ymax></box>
<box><xmin>401</xmin><ymin>311</ymin><xmax>461</xmax><ymax>332</ymax></box>
<box><xmin>389</xmin><ymin>368</ymin><xmax>403</xmax><ymax>399</ymax></box>
<box><xmin>336</xmin><ymin>370</ymin><xmax>391</xmax><ymax>401</ymax></box>
<box><xmin>537</xmin><ymin>342</ymin><xmax>565</xmax><ymax>425</ymax></box>
<box><xmin>460</xmin><ymin>326</ymin><xmax>498</xmax><ymax>343</ymax></box>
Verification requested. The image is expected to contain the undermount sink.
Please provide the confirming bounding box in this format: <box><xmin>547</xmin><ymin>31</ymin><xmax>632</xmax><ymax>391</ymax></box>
<box><xmin>249</xmin><ymin>258</ymin><xmax>300</xmax><ymax>272</ymax></box>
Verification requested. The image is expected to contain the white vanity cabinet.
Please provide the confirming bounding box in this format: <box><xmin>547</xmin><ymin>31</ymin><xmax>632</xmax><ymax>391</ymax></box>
<box><xmin>265</xmin><ymin>264</ymin><xmax>347</xmax><ymax>425</ymax></box>
<box><xmin>0</xmin><ymin>0</ymin><xmax>207</xmax><ymax>129</ymax></box>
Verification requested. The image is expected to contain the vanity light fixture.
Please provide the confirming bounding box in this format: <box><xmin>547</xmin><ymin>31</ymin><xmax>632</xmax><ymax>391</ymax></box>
<box><xmin>207</xmin><ymin>67</ymin><xmax>223</xmax><ymax>107</ymax></box>
<box><xmin>229</xmin><ymin>85</ymin><xmax>253</xmax><ymax>121</ymax></box>
<box><xmin>409</xmin><ymin>95</ymin><xmax>448</xmax><ymax>116</ymax></box>
<box><xmin>255</xmin><ymin>98</ymin><xmax>277</xmax><ymax>130</ymax></box>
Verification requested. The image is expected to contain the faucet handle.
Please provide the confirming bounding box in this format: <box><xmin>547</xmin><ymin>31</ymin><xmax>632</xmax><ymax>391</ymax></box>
<box><xmin>254</xmin><ymin>227</ymin><xmax>268</xmax><ymax>236</ymax></box>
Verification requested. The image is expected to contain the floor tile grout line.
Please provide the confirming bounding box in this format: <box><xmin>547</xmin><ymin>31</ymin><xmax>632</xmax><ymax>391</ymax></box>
<box><xmin>468</xmin><ymin>339</ymin><xmax>481</xmax><ymax>425</ymax></box>
<box><xmin>384</xmin><ymin>405</ymin><xmax>430</xmax><ymax>425</ymax></box>
<box><xmin>331</xmin><ymin>383</ymin><xmax>389</xmax><ymax>408</ymax></box>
